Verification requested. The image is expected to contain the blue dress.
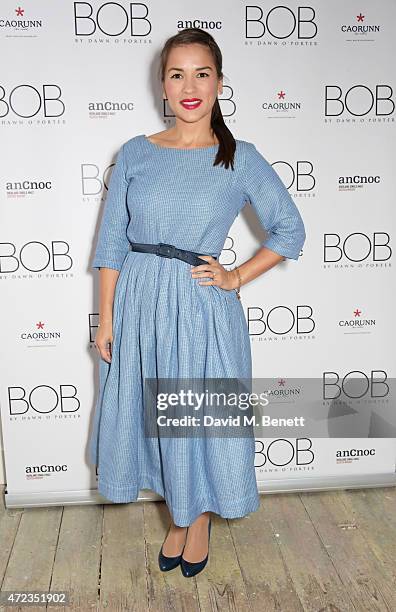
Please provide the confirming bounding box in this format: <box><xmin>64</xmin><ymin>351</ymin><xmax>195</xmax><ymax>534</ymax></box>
<box><xmin>89</xmin><ymin>134</ymin><xmax>306</xmax><ymax>526</ymax></box>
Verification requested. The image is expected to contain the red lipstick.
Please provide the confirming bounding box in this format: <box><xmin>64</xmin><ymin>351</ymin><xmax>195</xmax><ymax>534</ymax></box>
<box><xmin>180</xmin><ymin>98</ymin><xmax>202</xmax><ymax>110</ymax></box>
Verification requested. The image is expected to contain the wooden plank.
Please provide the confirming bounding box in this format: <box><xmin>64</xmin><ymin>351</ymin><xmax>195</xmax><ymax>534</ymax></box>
<box><xmin>0</xmin><ymin>486</ymin><xmax>23</xmax><ymax>586</ymax></box>
<box><xmin>1</xmin><ymin>505</ymin><xmax>62</xmax><ymax>612</ymax></box>
<box><xmin>192</xmin><ymin>516</ymin><xmax>251</xmax><ymax>611</ymax></box>
<box><xmin>1</xmin><ymin>485</ymin><xmax>395</xmax><ymax>611</ymax></box>
<box><xmin>337</xmin><ymin>488</ymin><xmax>396</xmax><ymax>585</ymax></box>
<box><xmin>47</xmin><ymin>505</ymin><xmax>103</xmax><ymax>611</ymax></box>
<box><xmin>301</xmin><ymin>489</ymin><xmax>396</xmax><ymax>611</ymax></box>
<box><xmin>365</xmin><ymin>487</ymin><xmax>396</xmax><ymax>530</ymax></box>
<box><xmin>98</xmin><ymin>501</ymin><xmax>148</xmax><ymax>611</ymax></box>
<box><xmin>143</xmin><ymin>500</ymin><xmax>199</xmax><ymax>611</ymax></box>
<box><xmin>264</xmin><ymin>493</ymin><xmax>355</xmax><ymax>611</ymax></box>
<box><xmin>228</xmin><ymin>498</ymin><xmax>304</xmax><ymax>612</ymax></box>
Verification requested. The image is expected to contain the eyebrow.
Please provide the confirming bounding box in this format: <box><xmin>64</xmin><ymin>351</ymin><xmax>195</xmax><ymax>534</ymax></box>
<box><xmin>167</xmin><ymin>66</ymin><xmax>213</xmax><ymax>72</ymax></box>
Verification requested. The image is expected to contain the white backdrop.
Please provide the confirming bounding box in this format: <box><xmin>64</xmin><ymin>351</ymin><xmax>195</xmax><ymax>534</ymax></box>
<box><xmin>1</xmin><ymin>0</ymin><xmax>395</xmax><ymax>507</ymax></box>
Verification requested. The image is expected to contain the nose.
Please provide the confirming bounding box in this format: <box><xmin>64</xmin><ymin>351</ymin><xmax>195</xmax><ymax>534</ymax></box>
<box><xmin>182</xmin><ymin>76</ymin><xmax>196</xmax><ymax>94</ymax></box>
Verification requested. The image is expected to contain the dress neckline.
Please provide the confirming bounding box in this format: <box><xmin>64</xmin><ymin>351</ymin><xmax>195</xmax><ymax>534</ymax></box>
<box><xmin>141</xmin><ymin>134</ymin><xmax>219</xmax><ymax>152</ymax></box>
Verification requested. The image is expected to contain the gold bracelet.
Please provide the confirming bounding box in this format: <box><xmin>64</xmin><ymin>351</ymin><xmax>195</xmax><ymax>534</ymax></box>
<box><xmin>233</xmin><ymin>266</ymin><xmax>242</xmax><ymax>300</ymax></box>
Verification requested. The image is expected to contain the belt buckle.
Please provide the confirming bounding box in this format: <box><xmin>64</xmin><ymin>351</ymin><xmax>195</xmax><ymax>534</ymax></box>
<box><xmin>157</xmin><ymin>242</ymin><xmax>176</xmax><ymax>258</ymax></box>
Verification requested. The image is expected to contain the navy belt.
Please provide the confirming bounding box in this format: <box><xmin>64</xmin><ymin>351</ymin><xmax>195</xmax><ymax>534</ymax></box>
<box><xmin>129</xmin><ymin>242</ymin><xmax>217</xmax><ymax>267</ymax></box>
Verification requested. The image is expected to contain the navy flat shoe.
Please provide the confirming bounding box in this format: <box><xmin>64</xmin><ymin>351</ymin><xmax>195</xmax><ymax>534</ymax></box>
<box><xmin>158</xmin><ymin>527</ymin><xmax>186</xmax><ymax>572</ymax></box>
<box><xmin>180</xmin><ymin>518</ymin><xmax>212</xmax><ymax>578</ymax></box>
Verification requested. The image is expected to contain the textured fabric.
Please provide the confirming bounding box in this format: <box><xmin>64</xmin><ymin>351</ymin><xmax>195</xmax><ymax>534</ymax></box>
<box><xmin>89</xmin><ymin>134</ymin><xmax>306</xmax><ymax>526</ymax></box>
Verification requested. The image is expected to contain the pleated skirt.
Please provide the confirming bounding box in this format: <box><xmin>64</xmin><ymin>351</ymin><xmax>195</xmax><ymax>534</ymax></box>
<box><xmin>89</xmin><ymin>250</ymin><xmax>260</xmax><ymax>526</ymax></box>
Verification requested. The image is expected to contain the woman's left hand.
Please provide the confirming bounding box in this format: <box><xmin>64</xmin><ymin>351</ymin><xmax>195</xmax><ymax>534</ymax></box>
<box><xmin>191</xmin><ymin>255</ymin><xmax>236</xmax><ymax>291</ymax></box>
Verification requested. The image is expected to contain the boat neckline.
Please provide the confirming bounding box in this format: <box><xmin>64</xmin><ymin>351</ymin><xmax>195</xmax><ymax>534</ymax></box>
<box><xmin>141</xmin><ymin>133</ymin><xmax>220</xmax><ymax>151</ymax></box>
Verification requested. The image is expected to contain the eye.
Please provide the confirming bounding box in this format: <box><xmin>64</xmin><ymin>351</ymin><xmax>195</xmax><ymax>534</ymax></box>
<box><xmin>197</xmin><ymin>72</ymin><xmax>209</xmax><ymax>78</ymax></box>
<box><xmin>170</xmin><ymin>73</ymin><xmax>182</xmax><ymax>79</ymax></box>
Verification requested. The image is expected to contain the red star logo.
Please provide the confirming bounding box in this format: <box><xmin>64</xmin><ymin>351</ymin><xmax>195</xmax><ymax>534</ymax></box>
<box><xmin>277</xmin><ymin>91</ymin><xmax>286</xmax><ymax>99</ymax></box>
<box><xmin>36</xmin><ymin>321</ymin><xmax>45</xmax><ymax>329</ymax></box>
<box><xmin>15</xmin><ymin>6</ymin><xmax>24</xmax><ymax>16</ymax></box>
<box><xmin>278</xmin><ymin>379</ymin><xmax>286</xmax><ymax>386</ymax></box>
<box><xmin>353</xmin><ymin>309</ymin><xmax>362</xmax><ymax>317</ymax></box>
<box><xmin>357</xmin><ymin>13</ymin><xmax>364</xmax><ymax>22</ymax></box>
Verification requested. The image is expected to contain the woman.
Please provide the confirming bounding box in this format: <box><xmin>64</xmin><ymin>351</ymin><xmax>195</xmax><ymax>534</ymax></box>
<box><xmin>90</xmin><ymin>27</ymin><xmax>306</xmax><ymax>578</ymax></box>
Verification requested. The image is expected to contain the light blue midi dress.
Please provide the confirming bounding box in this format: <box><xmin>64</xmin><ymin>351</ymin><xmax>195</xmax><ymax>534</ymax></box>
<box><xmin>89</xmin><ymin>134</ymin><xmax>306</xmax><ymax>526</ymax></box>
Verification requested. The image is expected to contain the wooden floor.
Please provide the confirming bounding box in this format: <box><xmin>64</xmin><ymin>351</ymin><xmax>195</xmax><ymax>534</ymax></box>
<box><xmin>0</xmin><ymin>485</ymin><xmax>395</xmax><ymax>612</ymax></box>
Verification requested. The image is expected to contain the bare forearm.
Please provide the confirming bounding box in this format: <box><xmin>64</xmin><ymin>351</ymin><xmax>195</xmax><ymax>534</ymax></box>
<box><xmin>230</xmin><ymin>247</ymin><xmax>285</xmax><ymax>289</ymax></box>
<box><xmin>98</xmin><ymin>268</ymin><xmax>120</xmax><ymax>323</ymax></box>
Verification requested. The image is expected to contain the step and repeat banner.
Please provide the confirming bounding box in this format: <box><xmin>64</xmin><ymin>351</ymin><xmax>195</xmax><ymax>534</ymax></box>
<box><xmin>1</xmin><ymin>1</ymin><xmax>395</xmax><ymax>507</ymax></box>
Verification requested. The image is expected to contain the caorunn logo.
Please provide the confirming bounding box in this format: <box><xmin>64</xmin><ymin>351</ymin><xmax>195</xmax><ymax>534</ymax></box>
<box><xmin>261</xmin><ymin>90</ymin><xmax>302</xmax><ymax>118</ymax></box>
<box><xmin>340</xmin><ymin>12</ymin><xmax>381</xmax><ymax>39</ymax></box>
<box><xmin>0</xmin><ymin>6</ymin><xmax>43</xmax><ymax>33</ymax></box>
<box><xmin>264</xmin><ymin>378</ymin><xmax>302</xmax><ymax>400</ymax></box>
<box><xmin>20</xmin><ymin>321</ymin><xmax>62</xmax><ymax>344</ymax></box>
<box><xmin>338</xmin><ymin>308</ymin><xmax>376</xmax><ymax>333</ymax></box>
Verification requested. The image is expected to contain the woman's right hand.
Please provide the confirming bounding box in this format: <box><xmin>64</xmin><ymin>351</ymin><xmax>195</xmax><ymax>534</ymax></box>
<box><xmin>94</xmin><ymin>320</ymin><xmax>113</xmax><ymax>363</ymax></box>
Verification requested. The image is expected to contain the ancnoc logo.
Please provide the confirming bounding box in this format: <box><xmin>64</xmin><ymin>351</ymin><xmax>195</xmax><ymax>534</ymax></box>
<box><xmin>336</xmin><ymin>448</ymin><xmax>376</xmax><ymax>457</ymax></box>
<box><xmin>338</xmin><ymin>175</ymin><xmax>380</xmax><ymax>185</ymax></box>
<box><xmin>25</xmin><ymin>464</ymin><xmax>68</xmax><ymax>474</ymax></box>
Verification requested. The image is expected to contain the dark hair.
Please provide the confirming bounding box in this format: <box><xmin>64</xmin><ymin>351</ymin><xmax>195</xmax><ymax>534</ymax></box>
<box><xmin>157</xmin><ymin>27</ymin><xmax>236</xmax><ymax>170</ymax></box>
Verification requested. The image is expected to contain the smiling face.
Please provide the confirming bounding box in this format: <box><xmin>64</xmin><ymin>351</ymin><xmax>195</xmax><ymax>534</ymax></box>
<box><xmin>162</xmin><ymin>43</ymin><xmax>223</xmax><ymax>125</ymax></box>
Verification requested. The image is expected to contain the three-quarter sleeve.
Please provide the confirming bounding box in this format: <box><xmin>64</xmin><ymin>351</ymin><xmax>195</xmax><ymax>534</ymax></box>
<box><xmin>242</xmin><ymin>142</ymin><xmax>306</xmax><ymax>260</ymax></box>
<box><xmin>92</xmin><ymin>143</ymin><xmax>130</xmax><ymax>271</ymax></box>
